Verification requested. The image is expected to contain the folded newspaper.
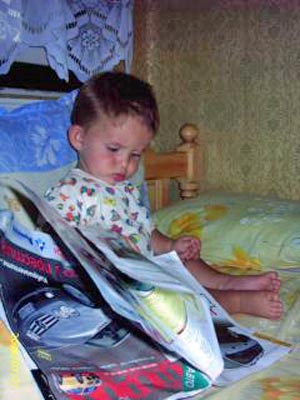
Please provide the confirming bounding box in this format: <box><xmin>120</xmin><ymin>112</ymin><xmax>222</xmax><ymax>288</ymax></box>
<box><xmin>0</xmin><ymin>180</ymin><xmax>291</xmax><ymax>399</ymax></box>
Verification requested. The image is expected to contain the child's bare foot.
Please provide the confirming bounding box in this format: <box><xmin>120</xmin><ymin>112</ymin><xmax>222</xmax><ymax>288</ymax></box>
<box><xmin>220</xmin><ymin>271</ymin><xmax>281</xmax><ymax>293</ymax></box>
<box><xmin>211</xmin><ymin>290</ymin><xmax>283</xmax><ymax>320</ymax></box>
<box><xmin>238</xmin><ymin>291</ymin><xmax>283</xmax><ymax>320</ymax></box>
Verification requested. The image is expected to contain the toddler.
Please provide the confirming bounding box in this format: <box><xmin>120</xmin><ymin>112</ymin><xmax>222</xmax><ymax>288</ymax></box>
<box><xmin>45</xmin><ymin>71</ymin><xmax>282</xmax><ymax>320</ymax></box>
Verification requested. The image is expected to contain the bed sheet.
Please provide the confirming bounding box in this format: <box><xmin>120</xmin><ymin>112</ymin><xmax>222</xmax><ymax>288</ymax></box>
<box><xmin>0</xmin><ymin>304</ymin><xmax>43</xmax><ymax>399</ymax></box>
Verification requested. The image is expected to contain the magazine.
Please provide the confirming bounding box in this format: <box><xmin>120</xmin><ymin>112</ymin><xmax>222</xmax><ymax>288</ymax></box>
<box><xmin>0</xmin><ymin>179</ymin><xmax>291</xmax><ymax>399</ymax></box>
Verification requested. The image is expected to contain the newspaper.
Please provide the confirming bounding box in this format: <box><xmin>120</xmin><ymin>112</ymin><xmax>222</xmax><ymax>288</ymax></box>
<box><xmin>0</xmin><ymin>179</ymin><xmax>291</xmax><ymax>399</ymax></box>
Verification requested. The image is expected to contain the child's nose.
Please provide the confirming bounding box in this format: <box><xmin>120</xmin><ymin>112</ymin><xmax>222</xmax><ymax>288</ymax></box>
<box><xmin>121</xmin><ymin>154</ymin><xmax>130</xmax><ymax>171</ymax></box>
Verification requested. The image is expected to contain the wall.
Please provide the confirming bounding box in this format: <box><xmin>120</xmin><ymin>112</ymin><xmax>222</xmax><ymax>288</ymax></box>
<box><xmin>133</xmin><ymin>0</ymin><xmax>300</xmax><ymax>200</ymax></box>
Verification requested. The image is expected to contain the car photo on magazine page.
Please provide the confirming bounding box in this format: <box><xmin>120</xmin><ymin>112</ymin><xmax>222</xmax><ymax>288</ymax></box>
<box><xmin>12</xmin><ymin>285</ymin><xmax>130</xmax><ymax>349</ymax></box>
<box><xmin>214</xmin><ymin>321</ymin><xmax>264</xmax><ymax>369</ymax></box>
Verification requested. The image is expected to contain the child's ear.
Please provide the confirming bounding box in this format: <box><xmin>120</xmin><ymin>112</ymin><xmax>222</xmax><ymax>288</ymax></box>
<box><xmin>68</xmin><ymin>125</ymin><xmax>85</xmax><ymax>151</ymax></box>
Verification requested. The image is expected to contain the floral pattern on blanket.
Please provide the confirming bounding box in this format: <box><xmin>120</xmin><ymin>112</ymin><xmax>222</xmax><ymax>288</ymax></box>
<box><xmin>258</xmin><ymin>377</ymin><xmax>300</xmax><ymax>399</ymax></box>
<box><xmin>154</xmin><ymin>192</ymin><xmax>300</xmax><ymax>271</ymax></box>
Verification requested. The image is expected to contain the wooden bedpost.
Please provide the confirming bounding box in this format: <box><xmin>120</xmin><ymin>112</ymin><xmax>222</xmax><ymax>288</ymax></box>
<box><xmin>176</xmin><ymin>123</ymin><xmax>202</xmax><ymax>200</ymax></box>
<box><xmin>144</xmin><ymin>123</ymin><xmax>203</xmax><ymax>211</ymax></box>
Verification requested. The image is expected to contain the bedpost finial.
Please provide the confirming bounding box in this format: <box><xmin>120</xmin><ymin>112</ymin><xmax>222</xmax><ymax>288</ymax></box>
<box><xmin>176</xmin><ymin>123</ymin><xmax>201</xmax><ymax>200</ymax></box>
<box><xmin>179</xmin><ymin>123</ymin><xmax>199</xmax><ymax>144</ymax></box>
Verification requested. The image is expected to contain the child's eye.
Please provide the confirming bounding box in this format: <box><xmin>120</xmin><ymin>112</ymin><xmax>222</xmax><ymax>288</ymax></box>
<box><xmin>131</xmin><ymin>153</ymin><xmax>141</xmax><ymax>159</ymax></box>
<box><xmin>107</xmin><ymin>146</ymin><xmax>119</xmax><ymax>152</ymax></box>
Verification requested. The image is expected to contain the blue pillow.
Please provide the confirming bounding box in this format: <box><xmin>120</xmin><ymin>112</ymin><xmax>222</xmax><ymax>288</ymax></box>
<box><xmin>0</xmin><ymin>90</ymin><xmax>78</xmax><ymax>173</ymax></box>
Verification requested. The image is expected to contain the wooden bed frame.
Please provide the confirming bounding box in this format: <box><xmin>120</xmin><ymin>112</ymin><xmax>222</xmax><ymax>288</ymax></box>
<box><xmin>144</xmin><ymin>123</ymin><xmax>203</xmax><ymax>211</ymax></box>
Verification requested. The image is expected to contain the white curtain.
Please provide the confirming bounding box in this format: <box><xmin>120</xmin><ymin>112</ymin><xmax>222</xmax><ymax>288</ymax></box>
<box><xmin>0</xmin><ymin>0</ymin><xmax>134</xmax><ymax>82</ymax></box>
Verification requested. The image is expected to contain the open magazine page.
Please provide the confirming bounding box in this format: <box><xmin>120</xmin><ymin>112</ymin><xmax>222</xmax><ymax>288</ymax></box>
<box><xmin>0</xmin><ymin>180</ymin><xmax>291</xmax><ymax>394</ymax></box>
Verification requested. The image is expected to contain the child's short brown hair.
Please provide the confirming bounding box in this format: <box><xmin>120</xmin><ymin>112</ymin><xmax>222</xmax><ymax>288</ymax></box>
<box><xmin>71</xmin><ymin>71</ymin><xmax>159</xmax><ymax>134</ymax></box>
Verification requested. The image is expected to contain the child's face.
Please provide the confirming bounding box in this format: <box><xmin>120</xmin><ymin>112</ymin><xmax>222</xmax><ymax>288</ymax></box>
<box><xmin>69</xmin><ymin>114</ymin><xmax>153</xmax><ymax>185</ymax></box>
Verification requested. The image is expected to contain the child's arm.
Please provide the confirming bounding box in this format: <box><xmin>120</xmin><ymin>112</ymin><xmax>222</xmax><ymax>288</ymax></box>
<box><xmin>151</xmin><ymin>229</ymin><xmax>200</xmax><ymax>261</ymax></box>
<box><xmin>150</xmin><ymin>229</ymin><xmax>173</xmax><ymax>255</ymax></box>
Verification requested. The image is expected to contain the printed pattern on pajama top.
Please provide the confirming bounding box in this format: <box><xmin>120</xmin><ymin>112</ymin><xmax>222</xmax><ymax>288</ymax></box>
<box><xmin>44</xmin><ymin>168</ymin><xmax>154</xmax><ymax>256</ymax></box>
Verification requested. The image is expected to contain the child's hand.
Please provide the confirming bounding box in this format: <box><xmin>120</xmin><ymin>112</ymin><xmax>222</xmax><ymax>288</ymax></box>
<box><xmin>172</xmin><ymin>236</ymin><xmax>201</xmax><ymax>261</ymax></box>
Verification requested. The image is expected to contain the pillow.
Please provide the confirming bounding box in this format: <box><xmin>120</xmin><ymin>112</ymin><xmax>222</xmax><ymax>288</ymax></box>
<box><xmin>153</xmin><ymin>192</ymin><xmax>300</xmax><ymax>272</ymax></box>
<box><xmin>0</xmin><ymin>91</ymin><xmax>78</xmax><ymax>173</ymax></box>
<box><xmin>0</xmin><ymin>91</ymin><xmax>78</xmax><ymax>228</ymax></box>
<box><xmin>0</xmin><ymin>91</ymin><xmax>77</xmax><ymax>228</ymax></box>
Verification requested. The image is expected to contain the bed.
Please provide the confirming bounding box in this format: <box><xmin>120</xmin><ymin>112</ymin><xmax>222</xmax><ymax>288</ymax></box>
<box><xmin>0</xmin><ymin>91</ymin><xmax>300</xmax><ymax>399</ymax></box>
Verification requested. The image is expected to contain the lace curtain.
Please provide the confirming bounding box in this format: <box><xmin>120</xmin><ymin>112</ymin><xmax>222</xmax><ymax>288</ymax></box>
<box><xmin>0</xmin><ymin>0</ymin><xmax>133</xmax><ymax>82</ymax></box>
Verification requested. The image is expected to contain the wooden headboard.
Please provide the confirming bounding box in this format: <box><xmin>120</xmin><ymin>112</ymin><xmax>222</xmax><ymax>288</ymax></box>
<box><xmin>144</xmin><ymin>123</ymin><xmax>203</xmax><ymax>211</ymax></box>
